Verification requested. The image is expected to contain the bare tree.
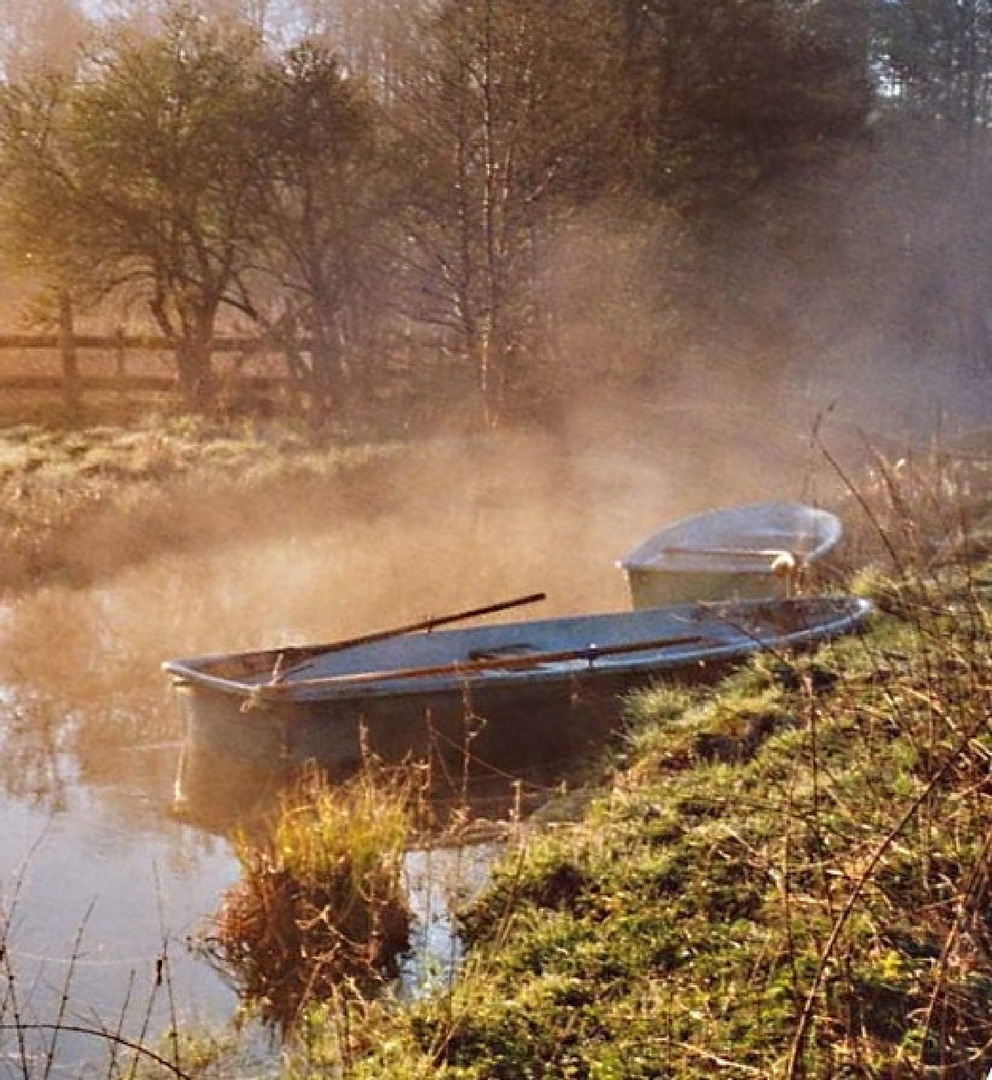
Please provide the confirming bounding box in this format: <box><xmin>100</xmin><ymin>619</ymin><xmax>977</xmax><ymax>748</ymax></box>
<box><xmin>394</xmin><ymin>0</ymin><xmax>624</xmax><ymax>425</ymax></box>
<box><xmin>248</xmin><ymin>41</ymin><xmax>382</xmax><ymax>416</ymax></box>
<box><xmin>0</xmin><ymin>0</ymin><xmax>89</xmax><ymax>80</ymax></box>
<box><xmin>876</xmin><ymin>0</ymin><xmax>992</xmax><ymax>131</ymax></box>
<box><xmin>287</xmin><ymin>0</ymin><xmax>430</xmax><ymax>101</ymax></box>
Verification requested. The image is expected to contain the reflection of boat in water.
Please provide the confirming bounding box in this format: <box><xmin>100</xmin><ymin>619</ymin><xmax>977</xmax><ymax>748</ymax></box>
<box><xmin>171</xmin><ymin>735</ymin><xmax>552</xmax><ymax>835</ymax></box>
<box><xmin>163</xmin><ymin>595</ymin><xmax>871</xmax><ymax>782</ymax></box>
<box><xmin>172</xmin><ymin>740</ymin><xmax>289</xmax><ymax>830</ymax></box>
<box><xmin>619</xmin><ymin>502</ymin><xmax>844</xmax><ymax>608</ymax></box>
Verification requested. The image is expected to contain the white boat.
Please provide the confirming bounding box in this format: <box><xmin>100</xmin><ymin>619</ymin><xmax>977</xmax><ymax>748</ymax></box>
<box><xmin>619</xmin><ymin>502</ymin><xmax>844</xmax><ymax>609</ymax></box>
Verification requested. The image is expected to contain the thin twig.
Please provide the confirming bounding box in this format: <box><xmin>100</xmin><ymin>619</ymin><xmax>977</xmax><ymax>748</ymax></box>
<box><xmin>110</xmin><ymin>969</ymin><xmax>138</xmax><ymax>1080</ymax></box>
<box><xmin>672</xmin><ymin>1038</ymin><xmax>766</xmax><ymax>1075</ymax></box>
<box><xmin>43</xmin><ymin>898</ymin><xmax>94</xmax><ymax>1080</ymax></box>
<box><xmin>0</xmin><ymin>1022</ymin><xmax>194</xmax><ymax>1079</ymax></box>
<box><xmin>785</xmin><ymin>713</ymin><xmax>990</xmax><ymax>1078</ymax></box>
<box><xmin>0</xmin><ymin>840</ymin><xmax>42</xmax><ymax>1080</ymax></box>
<box><xmin>919</xmin><ymin>814</ymin><xmax>992</xmax><ymax>1070</ymax></box>
<box><xmin>154</xmin><ymin>865</ymin><xmax>182</xmax><ymax>1076</ymax></box>
<box><xmin>816</xmin><ymin>434</ymin><xmax>904</xmax><ymax>574</ymax></box>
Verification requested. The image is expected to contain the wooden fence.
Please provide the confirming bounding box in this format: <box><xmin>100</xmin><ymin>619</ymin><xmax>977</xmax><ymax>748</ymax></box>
<box><xmin>0</xmin><ymin>331</ymin><xmax>290</xmax><ymax>406</ymax></box>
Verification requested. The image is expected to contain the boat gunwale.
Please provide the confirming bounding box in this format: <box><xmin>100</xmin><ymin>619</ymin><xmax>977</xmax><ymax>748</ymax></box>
<box><xmin>619</xmin><ymin>502</ymin><xmax>844</xmax><ymax>574</ymax></box>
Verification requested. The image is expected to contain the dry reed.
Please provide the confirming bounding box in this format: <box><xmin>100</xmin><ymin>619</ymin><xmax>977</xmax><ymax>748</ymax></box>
<box><xmin>202</xmin><ymin>762</ymin><xmax>415</xmax><ymax>1031</ymax></box>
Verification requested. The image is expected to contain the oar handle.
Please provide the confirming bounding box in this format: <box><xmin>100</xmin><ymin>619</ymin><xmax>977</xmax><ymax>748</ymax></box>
<box><xmin>273</xmin><ymin>591</ymin><xmax>548</xmax><ymax>680</ymax></box>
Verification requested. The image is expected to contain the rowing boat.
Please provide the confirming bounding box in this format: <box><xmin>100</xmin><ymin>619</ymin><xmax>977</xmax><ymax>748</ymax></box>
<box><xmin>619</xmin><ymin>502</ymin><xmax>844</xmax><ymax>608</ymax></box>
<box><xmin>163</xmin><ymin>594</ymin><xmax>870</xmax><ymax>781</ymax></box>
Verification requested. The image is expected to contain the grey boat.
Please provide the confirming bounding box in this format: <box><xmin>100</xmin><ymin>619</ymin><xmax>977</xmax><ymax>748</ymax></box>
<box><xmin>163</xmin><ymin>594</ymin><xmax>871</xmax><ymax>781</ymax></box>
<box><xmin>619</xmin><ymin>502</ymin><xmax>844</xmax><ymax>609</ymax></box>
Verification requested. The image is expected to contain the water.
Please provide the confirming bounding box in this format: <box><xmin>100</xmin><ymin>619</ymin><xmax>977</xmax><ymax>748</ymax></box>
<box><xmin>0</xmin><ymin>737</ymin><xmax>500</xmax><ymax>1077</ymax></box>
<box><xmin>0</xmin><ymin>535</ymin><xmax>544</xmax><ymax>1077</ymax></box>
<box><xmin>0</xmin><ymin>735</ymin><xmax>504</xmax><ymax>1077</ymax></box>
<box><xmin>0</xmin><ymin>744</ymin><xmax>242</xmax><ymax>1076</ymax></box>
<box><xmin>0</xmin><ymin>452</ymin><xmax>651</xmax><ymax>1078</ymax></box>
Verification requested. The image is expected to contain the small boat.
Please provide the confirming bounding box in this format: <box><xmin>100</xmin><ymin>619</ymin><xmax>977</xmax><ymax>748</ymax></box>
<box><xmin>619</xmin><ymin>502</ymin><xmax>844</xmax><ymax>609</ymax></box>
<box><xmin>163</xmin><ymin>593</ymin><xmax>870</xmax><ymax>782</ymax></box>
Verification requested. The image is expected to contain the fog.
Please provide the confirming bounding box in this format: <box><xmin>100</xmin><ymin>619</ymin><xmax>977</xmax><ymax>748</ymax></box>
<box><xmin>0</xmin><ymin>398</ymin><xmax>851</xmax><ymax>700</ymax></box>
<box><xmin>0</xmin><ymin>4</ymin><xmax>990</xmax><ymax>794</ymax></box>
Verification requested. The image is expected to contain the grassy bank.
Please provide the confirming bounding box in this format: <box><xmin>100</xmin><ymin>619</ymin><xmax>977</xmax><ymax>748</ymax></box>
<box><xmin>282</xmin><ymin>562</ymin><xmax>990</xmax><ymax>1079</ymax></box>
<box><xmin>0</xmin><ymin>408</ymin><xmax>407</xmax><ymax>594</ymax></box>
<box><xmin>1</xmin><ymin>408</ymin><xmax>990</xmax><ymax>1077</ymax></box>
<box><xmin>276</xmin><ymin>447</ymin><xmax>992</xmax><ymax>1079</ymax></box>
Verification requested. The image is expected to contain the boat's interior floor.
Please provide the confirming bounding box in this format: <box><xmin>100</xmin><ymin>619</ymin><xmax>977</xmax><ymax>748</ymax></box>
<box><xmin>189</xmin><ymin>597</ymin><xmax>864</xmax><ymax>687</ymax></box>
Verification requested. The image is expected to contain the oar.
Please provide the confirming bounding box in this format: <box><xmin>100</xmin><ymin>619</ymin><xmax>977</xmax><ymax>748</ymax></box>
<box><xmin>258</xmin><ymin>631</ymin><xmax>707</xmax><ymax>695</ymax></box>
<box><xmin>270</xmin><ymin>591</ymin><xmax>548</xmax><ymax>681</ymax></box>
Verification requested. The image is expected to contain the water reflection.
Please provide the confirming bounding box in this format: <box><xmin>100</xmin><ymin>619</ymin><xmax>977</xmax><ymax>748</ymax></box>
<box><xmin>0</xmin><ymin>686</ymin><xmax>72</xmax><ymax>811</ymax></box>
<box><xmin>402</xmin><ymin>841</ymin><xmax>504</xmax><ymax>999</ymax></box>
<box><xmin>0</xmin><ymin>757</ymin><xmax>241</xmax><ymax>1078</ymax></box>
<box><xmin>0</xmin><ymin>500</ymin><xmax>629</xmax><ymax>1074</ymax></box>
<box><xmin>0</xmin><ymin>564</ymin><xmax>268</xmax><ymax>1075</ymax></box>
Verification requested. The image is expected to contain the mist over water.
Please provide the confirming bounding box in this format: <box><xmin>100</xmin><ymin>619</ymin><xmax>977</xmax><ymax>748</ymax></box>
<box><xmin>0</xmin><ymin>2</ymin><xmax>988</xmax><ymax>1070</ymax></box>
<box><xmin>0</xmin><ymin>403</ymin><xmax>870</xmax><ymax>835</ymax></box>
<box><xmin>0</xmin><ymin>395</ymin><xmax>913</xmax><ymax>743</ymax></box>
<box><xmin>0</xmin><ymin>384</ymin><xmax>975</xmax><ymax>1073</ymax></box>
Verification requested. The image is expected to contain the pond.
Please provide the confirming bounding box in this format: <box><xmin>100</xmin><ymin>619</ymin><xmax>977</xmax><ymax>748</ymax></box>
<box><xmin>0</xmin><ymin>496</ymin><xmax>630</xmax><ymax>1077</ymax></box>
<box><xmin>0</xmin><ymin>737</ymin><xmax>241</xmax><ymax>1076</ymax></box>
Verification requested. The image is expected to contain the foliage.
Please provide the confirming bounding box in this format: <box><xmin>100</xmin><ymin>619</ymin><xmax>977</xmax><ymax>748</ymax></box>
<box><xmin>620</xmin><ymin>0</ymin><xmax>874</xmax><ymax>202</ymax></box>
<box><xmin>392</xmin><ymin>0</ymin><xmax>629</xmax><ymax>424</ymax></box>
<box><xmin>873</xmin><ymin>0</ymin><xmax>992</xmax><ymax>131</ymax></box>
<box><xmin>251</xmin><ymin>40</ymin><xmax>382</xmax><ymax>414</ymax></box>
<box><xmin>0</xmin><ymin>8</ymin><xmax>269</xmax><ymax>403</ymax></box>
<box><xmin>3</xmin><ymin>0</ymin><xmax>962</xmax><ymax>427</ymax></box>
<box><xmin>0</xmin><ymin>0</ymin><xmax>990</xmax><ymax>426</ymax></box>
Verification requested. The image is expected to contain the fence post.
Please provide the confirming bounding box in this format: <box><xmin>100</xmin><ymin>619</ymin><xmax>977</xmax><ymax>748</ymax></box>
<box><xmin>114</xmin><ymin>325</ymin><xmax>127</xmax><ymax>398</ymax></box>
<box><xmin>58</xmin><ymin>292</ymin><xmax>81</xmax><ymax>411</ymax></box>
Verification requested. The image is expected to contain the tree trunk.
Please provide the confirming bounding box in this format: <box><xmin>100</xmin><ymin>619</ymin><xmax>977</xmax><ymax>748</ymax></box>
<box><xmin>175</xmin><ymin>328</ymin><xmax>216</xmax><ymax>409</ymax></box>
<box><xmin>58</xmin><ymin>292</ymin><xmax>81</xmax><ymax>414</ymax></box>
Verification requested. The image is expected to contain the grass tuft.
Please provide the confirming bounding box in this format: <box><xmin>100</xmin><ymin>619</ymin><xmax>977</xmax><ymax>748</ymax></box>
<box><xmin>202</xmin><ymin>763</ymin><xmax>415</xmax><ymax>1032</ymax></box>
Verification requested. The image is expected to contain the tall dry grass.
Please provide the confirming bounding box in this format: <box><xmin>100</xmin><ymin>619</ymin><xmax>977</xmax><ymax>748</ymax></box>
<box><xmin>201</xmin><ymin>762</ymin><xmax>419</xmax><ymax>1032</ymax></box>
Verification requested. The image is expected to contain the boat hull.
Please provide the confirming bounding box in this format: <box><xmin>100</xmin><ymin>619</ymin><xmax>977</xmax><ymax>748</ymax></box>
<box><xmin>624</xmin><ymin>565</ymin><xmax>789</xmax><ymax>607</ymax></box>
<box><xmin>171</xmin><ymin>655</ymin><xmax>733</xmax><ymax>781</ymax></box>
<box><xmin>619</xmin><ymin>502</ymin><xmax>844</xmax><ymax>609</ymax></box>
<box><xmin>165</xmin><ymin>597</ymin><xmax>871</xmax><ymax>783</ymax></box>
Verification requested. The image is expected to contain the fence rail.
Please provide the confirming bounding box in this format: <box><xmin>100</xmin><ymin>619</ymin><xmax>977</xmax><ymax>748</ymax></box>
<box><xmin>0</xmin><ymin>332</ymin><xmax>290</xmax><ymax>403</ymax></box>
<box><xmin>0</xmin><ymin>375</ymin><xmax>288</xmax><ymax>392</ymax></box>
<box><xmin>0</xmin><ymin>334</ymin><xmax>262</xmax><ymax>351</ymax></box>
